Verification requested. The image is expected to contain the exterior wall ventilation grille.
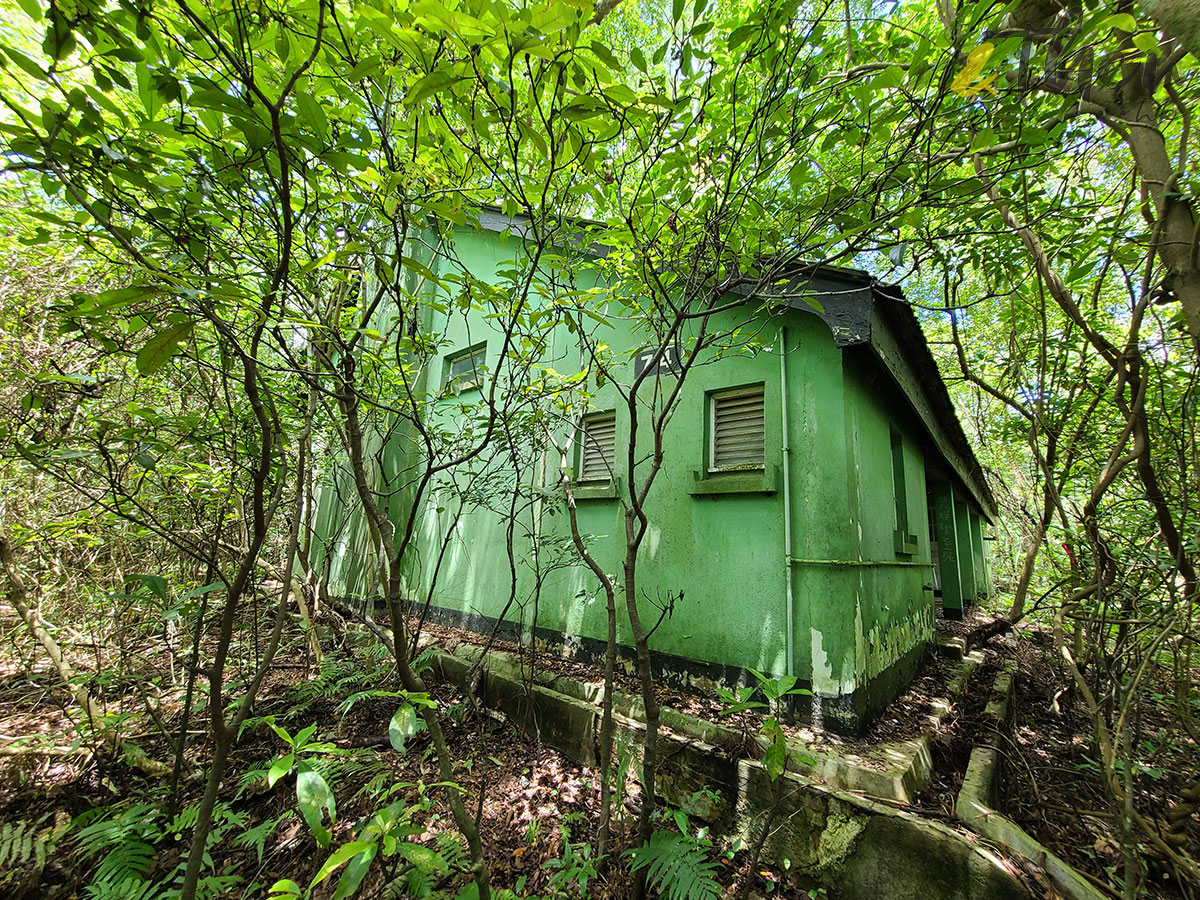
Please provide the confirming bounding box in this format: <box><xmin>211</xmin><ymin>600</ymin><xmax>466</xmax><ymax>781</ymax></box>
<box><xmin>711</xmin><ymin>388</ymin><xmax>765</xmax><ymax>471</ymax></box>
<box><xmin>580</xmin><ymin>412</ymin><xmax>616</xmax><ymax>481</ymax></box>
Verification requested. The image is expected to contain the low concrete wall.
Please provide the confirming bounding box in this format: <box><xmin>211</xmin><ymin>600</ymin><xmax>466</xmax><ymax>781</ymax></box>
<box><xmin>738</xmin><ymin>760</ymin><xmax>1028</xmax><ymax>900</ymax></box>
<box><xmin>439</xmin><ymin>642</ymin><xmax>981</xmax><ymax>804</ymax></box>
<box><xmin>955</xmin><ymin>667</ymin><xmax>1106</xmax><ymax>900</ymax></box>
<box><xmin>432</xmin><ymin>644</ymin><xmax>1030</xmax><ymax>900</ymax></box>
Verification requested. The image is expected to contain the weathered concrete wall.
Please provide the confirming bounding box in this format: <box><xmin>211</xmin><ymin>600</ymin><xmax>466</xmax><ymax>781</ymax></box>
<box><xmin>435</xmin><ymin>644</ymin><xmax>1029</xmax><ymax>900</ymax></box>
<box><xmin>309</xmin><ymin>224</ymin><xmax>978</xmax><ymax>732</ymax></box>
<box><xmin>737</xmin><ymin>761</ymin><xmax>1028</xmax><ymax>900</ymax></box>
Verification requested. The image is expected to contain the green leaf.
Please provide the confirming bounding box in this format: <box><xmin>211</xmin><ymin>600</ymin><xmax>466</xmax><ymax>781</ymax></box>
<box><xmin>268</xmin><ymin>753</ymin><xmax>294</xmax><ymax>787</ymax></box>
<box><xmin>310</xmin><ymin>840</ymin><xmax>375</xmax><ymax>887</ymax></box>
<box><xmin>389</xmin><ymin>703</ymin><xmax>424</xmax><ymax>753</ymax></box>
<box><xmin>407</xmin><ymin>70</ymin><xmax>464</xmax><ymax>107</ymax></box>
<box><xmin>296</xmin><ymin>765</ymin><xmax>336</xmax><ymax>846</ymax></box>
<box><xmin>294</xmin><ymin>724</ymin><xmax>318</xmax><ymax>749</ymax></box>
<box><xmin>295</xmin><ymin>91</ymin><xmax>329</xmax><ymax>141</ymax></box>
<box><xmin>268</xmin><ymin>879</ymin><xmax>302</xmax><ymax>899</ymax></box>
<box><xmin>1096</xmin><ymin>13</ymin><xmax>1137</xmax><ymax>33</ymax></box>
<box><xmin>266</xmin><ymin>717</ymin><xmax>293</xmax><ymax>745</ymax></box>
<box><xmin>178</xmin><ymin>582</ymin><xmax>224</xmax><ymax>601</ymax></box>
<box><xmin>15</xmin><ymin>0</ymin><xmax>41</xmax><ymax>21</ymax></box>
<box><xmin>2</xmin><ymin>47</ymin><xmax>45</xmax><ymax>79</ymax></box>
<box><xmin>135</xmin><ymin>321</ymin><xmax>193</xmax><ymax>376</ymax></box>
<box><xmin>134</xmin><ymin>574</ymin><xmax>169</xmax><ymax>597</ymax></box>
<box><xmin>763</xmin><ymin>723</ymin><xmax>787</xmax><ymax>781</ymax></box>
<box><xmin>590</xmin><ymin>41</ymin><xmax>619</xmax><ymax>71</ymax></box>
<box><xmin>1132</xmin><ymin>31</ymin><xmax>1159</xmax><ymax>54</ymax></box>
<box><xmin>332</xmin><ymin>842</ymin><xmax>378</xmax><ymax>900</ymax></box>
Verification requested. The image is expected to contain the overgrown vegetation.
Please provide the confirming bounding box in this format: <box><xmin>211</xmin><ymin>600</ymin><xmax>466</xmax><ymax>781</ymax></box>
<box><xmin>0</xmin><ymin>0</ymin><xmax>1196</xmax><ymax>897</ymax></box>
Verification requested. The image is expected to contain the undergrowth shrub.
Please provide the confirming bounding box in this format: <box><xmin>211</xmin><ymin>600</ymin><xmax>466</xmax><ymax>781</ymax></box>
<box><xmin>627</xmin><ymin>831</ymin><xmax>721</xmax><ymax>900</ymax></box>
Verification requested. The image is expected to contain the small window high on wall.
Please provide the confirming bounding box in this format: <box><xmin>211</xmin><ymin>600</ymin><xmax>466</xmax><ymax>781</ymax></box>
<box><xmin>710</xmin><ymin>386</ymin><xmax>765</xmax><ymax>471</ymax></box>
<box><xmin>579</xmin><ymin>411</ymin><xmax>616</xmax><ymax>482</ymax></box>
<box><xmin>445</xmin><ymin>344</ymin><xmax>486</xmax><ymax>392</ymax></box>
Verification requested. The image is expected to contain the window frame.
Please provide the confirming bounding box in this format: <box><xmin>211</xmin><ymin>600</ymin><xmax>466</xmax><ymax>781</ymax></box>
<box><xmin>707</xmin><ymin>384</ymin><xmax>767</xmax><ymax>474</ymax></box>
<box><xmin>890</xmin><ymin>427</ymin><xmax>919</xmax><ymax>555</ymax></box>
<box><xmin>443</xmin><ymin>343</ymin><xmax>487</xmax><ymax>394</ymax></box>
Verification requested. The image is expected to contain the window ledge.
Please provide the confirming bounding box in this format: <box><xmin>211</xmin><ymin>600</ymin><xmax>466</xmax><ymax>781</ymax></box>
<box><xmin>688</xmin><ymin>465</ymin><xmax>778</xmax><ymax>496</ymax></box>
<box><xmin>572</xmin><ymin>481</ymin><xmax>618</xmax><ymax>500</ymax></box>
<box><xmin>894</xmin><ymin>530</ymin><xmax>919</xmax><ymax>556</ymax></box>
<box><xmin>438</xmin><ymin>385</ymin><xmax>481</xmax><ymax>401</ymax></box>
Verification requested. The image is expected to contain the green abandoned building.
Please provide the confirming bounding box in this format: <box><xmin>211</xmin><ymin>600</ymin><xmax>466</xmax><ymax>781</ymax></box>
<box><xmin>310</xmin><ymin>211</ymin><xmax>995</xmax><ymax>734</ymax></box>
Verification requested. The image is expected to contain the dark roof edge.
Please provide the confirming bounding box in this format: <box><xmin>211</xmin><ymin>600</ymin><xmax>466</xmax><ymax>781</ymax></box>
<box><xmin>462</xmin><ymin>207</ymin><xmax>994</xmax><ymax>517</ymax></box>
<box><xmin>866</xmin><ymin>282</ymin><xmax>997</xmax><ymax>520</ymax></box>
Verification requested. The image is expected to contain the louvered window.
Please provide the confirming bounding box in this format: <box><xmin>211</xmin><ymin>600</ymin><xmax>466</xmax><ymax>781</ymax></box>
<box><xmin>579</xmin><ymin>412</ymin><xmax>616</xmax><ymax>481</ymax></box>
<box><xmin>710</xmin><ymin>387</ymin><xmax>765</xmax><ymax>471</ymax></box>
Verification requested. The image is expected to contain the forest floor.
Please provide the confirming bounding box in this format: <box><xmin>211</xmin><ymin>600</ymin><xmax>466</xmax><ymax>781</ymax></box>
<box><xmin>0</xmin><ymin>606</ymin><xmax>1193</xmax><ymax>900</ymax></box>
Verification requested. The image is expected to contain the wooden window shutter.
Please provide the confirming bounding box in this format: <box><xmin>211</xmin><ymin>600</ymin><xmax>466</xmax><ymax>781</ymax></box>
<box><xmin>579</xmin><ymin>412</ymin><xmax>616</xmax><ymax>481</ymax></box>
<box><xmin>711</xmin><ymin>387</ymin><xmax>765</xmax><ymax>470</ymax></box>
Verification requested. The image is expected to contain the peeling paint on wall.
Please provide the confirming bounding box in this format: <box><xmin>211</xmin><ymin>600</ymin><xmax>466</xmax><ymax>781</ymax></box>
<box><xmin>861</xmin><ymin>601</ymin><xmax>934</xmax><ymax>681</ymax></box>
<box><xmin>811</xmin><ymin>626</ymin><xmax>855</xmax><ymax>696</ymax></box>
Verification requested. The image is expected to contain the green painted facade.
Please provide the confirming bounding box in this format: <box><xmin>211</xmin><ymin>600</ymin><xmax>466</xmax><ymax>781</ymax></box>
<box><xmin>310</xmin><ymin>220</ymin><xmax>994</xmax><ymax>732</ymax></box>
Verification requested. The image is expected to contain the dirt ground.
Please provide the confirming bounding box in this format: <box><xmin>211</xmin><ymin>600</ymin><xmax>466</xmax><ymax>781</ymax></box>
<box><xmin>0</xmin><ymin>606</ymin><xmax>1194</xmax><ymax>899</ymax></box>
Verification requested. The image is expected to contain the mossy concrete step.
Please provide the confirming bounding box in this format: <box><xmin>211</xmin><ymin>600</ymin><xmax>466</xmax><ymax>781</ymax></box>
<box><xmin>434</xmin><ymin>643</ymin><xmax>980</xmax><ymax>805</ymax></box>
<box><xmin>426</xmin><ymin>643</ymin><xmax>1035</xmax><ymax>899</ymax></box>
<box><xmin>737</xmin><ymin>760</ymin><xmax>1029</xmax><ymax>900</ymax></box>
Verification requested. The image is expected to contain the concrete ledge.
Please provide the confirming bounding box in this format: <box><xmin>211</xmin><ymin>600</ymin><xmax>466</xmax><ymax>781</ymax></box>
<box><xmin>736</xmin><ymin>760</ymin><xmax>1030</xmax><ymax>900</ymax></box>
<box><xmin>430</xmin><ymin>643</ymin><xmax>980</xmax><ymax>805</ymax></box>
<box><xmin>427</xmin><ymin>642</ymin><xmax>1036</xmax><ymax>899</ymax></box>
<box><xmin>935</xmin><ymin>635</ymin><xmax>967</xmax><ymax>660</ymax></box>
<box><xmin>954</xmin><ymin>670</ymin><xmax>1106</xmax><ymax>900</ymax></box>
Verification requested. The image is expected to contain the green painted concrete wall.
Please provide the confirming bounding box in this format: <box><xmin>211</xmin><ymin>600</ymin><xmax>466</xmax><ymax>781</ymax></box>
<box><xmin>309</xmin><ymin>224</ymin><xmax>984</xmax><ymax>729</ymax></box>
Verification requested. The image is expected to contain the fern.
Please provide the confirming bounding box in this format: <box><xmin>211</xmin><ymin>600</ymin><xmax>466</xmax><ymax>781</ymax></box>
<box><xmin>165</xmin><ymin>803</ymin><xmax>201</xmax><ymax>837</ymax></box>
<box><xmin>87</xmin><ymin>842</ymin><xmax>158</xmax><ymax>898</ymax></box>
<box><xmin>231</xmin><ymin>813</ymin><xmax>289</xmax><ymax>864</ymax></box>
<box><xmin>285</xmin><ymin>649</ymin><xmax>395</xmax><ymax>718</ymax></box>
<box><xmin>360</xmin><ymin>639</ymin><xmax>394</xmax><ymax>664</ymax></box>
<box><xmin>398</xmin><ymin>865</ymin><xmax>435</xmax><ymax>898</ymax></box>
<box><xmin>627</xmin><ymin>832</ymin><xmax>721</xmax><ymax>900</ymax></box>
<box><xmin>337</xmin><ymin>688</ymin><xmax>408</xmax><ymax>718</ymax></box>
<box><xmin>235</xmin><ymin>764</ymin><xmax>272</xmax><ymax>799</ymax></box>
<box><xmin>0</xmin><ymin>818</ymin><xmax>43</xmax><ymax>870</ymax></box>
<box><xmin>0</xmin><ymin>813</ymin><xmax>67</xmax><ymax>895</ymax></box>
<box><xmin>166</xmin><ymin>801</ymin><xmax>245</xmax><ymax>845</ymax></box>
<box><xmin>73</xmin><ymin>802</ymin><xmax>160</xmax><ymax>865</ymax></box>
<box><xmin>72</xmin><ymin>803</ymin><xmax>167</xmax><ymax>900</ymax></box>
<box><xmin>435</xmin><ymin>832</ymin><xmax>468</xmax><ymax>873</ymax></box>
<box><xmin>192</xmin><ymin>872</ymin><xmax>244</xmax><ymax>899</ymax></box>
<box><xmin>355</xmin><ymin>767</ymin><xmax>392</xmax><ymax>801</ymax></box>
<box><xmin>411</xmin><ymin>646</ymin><xmax>438</xmax><ymax>677</ymax></box>
<box><xmin>309</xmin><ymin>748</ymin><xmax>387</xmax><ymax>789</ymax></box>
<box><xmin>88</xmin><ymin>875</ymin><xmax>161</xmax><ymax>900</ymax></box>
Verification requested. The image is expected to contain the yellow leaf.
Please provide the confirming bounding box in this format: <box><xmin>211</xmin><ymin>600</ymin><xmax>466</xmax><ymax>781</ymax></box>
<box><xmin>950</xmin><ymin>42</ymin><xmax>995</xmax><ymax>98</ymax></box>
